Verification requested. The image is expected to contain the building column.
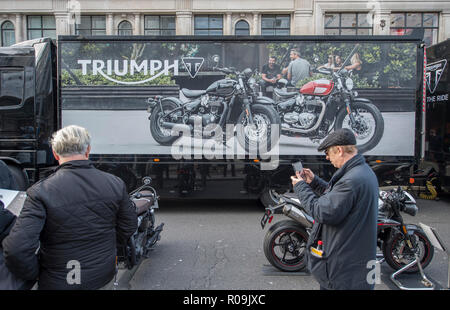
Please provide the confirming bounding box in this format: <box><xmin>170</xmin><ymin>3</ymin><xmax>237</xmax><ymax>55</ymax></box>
<box><xmin>225</xmin><ymin>12</ymin><xmax>232</xmax><ymax>35</ymax></box>
<box><xmin>134</xmin><ymin>13</ymin><xmax>141</xmax><ymax>35</ymax></box>
<box><xmin>55</xmin><ymin>12</ymin><xmax>71</xmax><ymax>37</ymax></box>
<box><xmin>176</xmin><ymin>11</ymin><xmax>192</xmax><ymax>35</ymax></box>
<box><xmin>441</xmin><ymin>11</ymin><xmax>450</xmax><ymax>42</ymax></box>
<box><xmin>106</xmin><ymin>14</ymin><xmax>114</xmax><ymax>35</ymax></box>
<box><xmin>293</xmin><ymin>10</ymin><xmax>314</xmax><ymax>35</ymax></box>
<box><xmin>252</xmin><ymin>12</ymin><xmax>259</xmax><ymax>35</ymax></box>
<box><xmin>15</xmin><ymin>14</ymin><xmax>24</xmax><ymax>43</ymax></box>
<box><xmin>293</xmin><ymin>0</ymin><xmax>313</xmax><ymax>35</ymax></box>
<box><xmin>373</xmin><ymin>10</ymin><xmax>391</xmax><ymax>35</ymax></box>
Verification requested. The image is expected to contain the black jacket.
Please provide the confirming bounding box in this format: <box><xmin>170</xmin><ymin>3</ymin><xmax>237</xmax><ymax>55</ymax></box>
<box><xmin>2</xmin><ymin>160</ymin><xmax>137</xmax><ymax>290</ymax></box>
<box><xmin>294</xmin><ymin>154</ymin><xmax>378</xmax><ymax>290</ymax></box>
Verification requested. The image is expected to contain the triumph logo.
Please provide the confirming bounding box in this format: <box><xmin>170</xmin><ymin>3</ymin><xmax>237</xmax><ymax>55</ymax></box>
<box><xmin>426</xmin><ymin>59</ymin><xmax>447</xmax><ymax>94</ymax></box>
<box><xmin>182</xmin><ymin>57</ymin><xmax>204</xmax><ymax>78</ymax></box>
<box><xmin>77</xmin><ymin>59</ymin><xmax>179</xmax><ymax>85</ymax></box>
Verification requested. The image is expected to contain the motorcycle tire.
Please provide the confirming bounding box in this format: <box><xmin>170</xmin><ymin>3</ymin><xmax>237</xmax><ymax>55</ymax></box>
<box><xmin>263</xmin><ymin>220</ymin><xmax>308</xmax><ymax>272</ymax></box>
<box><xmin>382</xmin><ymin>229</ymin><xmax>434</xmax><ymax>274</ymax></box>
<box><xmin>236</xmin><ymin>104</ymin><xmax>280</xmax><ymax>153</ymax></box>
<box><xmin>149</xmin><ymin>99</ymin><xmax>181</xmax><ymax>146</ymax></box>
<box><xmin>335</xmin><ymin>102</ymin><xmax>384</xmax><ymax>154</ymax></box>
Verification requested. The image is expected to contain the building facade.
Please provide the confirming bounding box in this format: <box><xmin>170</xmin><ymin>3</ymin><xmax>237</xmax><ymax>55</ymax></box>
<box><xmin>1</xmin><ymin>0</ymin><xmax>449</xmax><ymax>46</ymax></box>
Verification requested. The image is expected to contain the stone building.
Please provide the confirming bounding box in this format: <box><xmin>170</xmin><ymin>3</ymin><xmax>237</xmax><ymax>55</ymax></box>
<box><xmin>0</xmin><ymin>0</ymin><xmax>449</xmax><ymax>46</ymax></box>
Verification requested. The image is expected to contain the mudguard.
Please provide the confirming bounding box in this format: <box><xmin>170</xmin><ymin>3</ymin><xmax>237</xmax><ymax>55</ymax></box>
<box><xmin>148</xmin><ymin>96</ymin><xmax>183</xmax><ymax>114</ymax></box>
<box><xmin>256</xmin><ymin>96</ymin><xmax>275</xmax><ymax>105</ymax></box>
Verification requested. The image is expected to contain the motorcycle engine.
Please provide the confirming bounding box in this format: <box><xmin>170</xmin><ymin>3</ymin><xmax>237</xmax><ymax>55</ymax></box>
<box><xmin>189</xmin><ymin>95</ymin><xmax>224</xmax><ymax>126</ymax></box>
<box><xmin>283</xmin><ymin>111</ymin><xmax>317</xmax><ymax>129</ymax></box>
<box><xmin>285</xmin><ymin>97</ymin><xmax>323</xmax><ymax>129</ymax></box>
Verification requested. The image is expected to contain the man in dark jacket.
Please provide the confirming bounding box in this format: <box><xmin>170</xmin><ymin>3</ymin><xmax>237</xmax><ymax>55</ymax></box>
<box><xmin>291</xmin><ymin>128</ymin><xmax>378</xmax><ymax>290</ymax></box>
<box><xmin>2</xmin><ymin>125</ymin><xmax>138</xmax><ymax>290</ymax></box>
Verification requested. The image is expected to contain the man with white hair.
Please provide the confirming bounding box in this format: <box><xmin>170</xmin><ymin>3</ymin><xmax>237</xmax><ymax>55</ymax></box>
<box><xmin>2</xmin><ymin>125</ymin><xmax>137</xmax><ymax>290</ymax></box>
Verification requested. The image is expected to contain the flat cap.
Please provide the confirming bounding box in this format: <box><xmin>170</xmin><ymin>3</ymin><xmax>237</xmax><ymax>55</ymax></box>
<box><xmin>317</xmin><ymin>128</ymin><xmax>356</xmax><ymax>152</ymax></box>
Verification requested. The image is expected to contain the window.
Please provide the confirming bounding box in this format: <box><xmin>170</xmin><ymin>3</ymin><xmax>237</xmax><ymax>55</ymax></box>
<box><xmin>75</xmin><ymin>16</ymin><xmax>106</xmax><ymax>36</ymax></box>
<box><xmin>261</xmin><ymin>15</ymin><xmax>290</xmax><ymax>35</ymax></box>
<box><xmin>27</xmin><ymin>16</ymin><xmax>56</xmax><ymax>40</ymax></box>
<box><xmin>194</xmin><ymin>15</ymin><xmax>223</xmax><ymax>36</ymax></box>
<box><xmin>144</xmin><ymin>15</ymin><xmax>176</xmax><ymax>35</ymax></box>
<box><xmin>0</xmin><ymin>68</ymin><xmax>25</xmax><ymax>109</ymax></box>
<box><xmin>324</xmin><ymin>13</ymin><xmax>373</xmax><ymax>35</ymax></box>
<box><xmin>235</xmin><ymin>20</ymin><xmax>250</xmax><ymax>35</ymax></box>
<box><xmin>118</xmin><ymin>20</ymin><xmax>133</xmax><ymax>36</ymax></box>
<box><xmin>1</xmin><ymin>21</ymin><xmax>15</xmax><ymax>46</ymax></box>
<box><xmin>390</xmin><ymin>13</ymin><xmax>439</xmax><ymax>46</ymax></box>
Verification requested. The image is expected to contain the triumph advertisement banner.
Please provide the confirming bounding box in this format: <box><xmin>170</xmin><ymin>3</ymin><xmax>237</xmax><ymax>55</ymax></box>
<box><xmin>59</xmin><ymin>39</ymin><xmax>418</xmax><ymax>159</ymax></box>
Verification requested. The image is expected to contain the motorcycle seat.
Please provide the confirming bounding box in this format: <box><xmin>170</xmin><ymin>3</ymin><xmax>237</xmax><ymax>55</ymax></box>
<box><xmin>133</xmin><ymin>191</ymin><xmax>154</xmax><ymax>216</ymax></box>
<box><xmin>274</xmin><ymin>88</ymin><xmax>297</xmax><ymax>98</ymax></box>
<box><xmin>181</xmin><ymin>88</ymin><xmax>207</xmax><ymax>98</ymax></box>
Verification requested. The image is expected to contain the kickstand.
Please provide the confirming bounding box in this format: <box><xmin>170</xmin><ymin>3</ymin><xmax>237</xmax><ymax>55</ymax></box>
<box><xmin>390</xmin><ymin>252</ymin><xmax>434</xmax><ymax>290</ymax></box>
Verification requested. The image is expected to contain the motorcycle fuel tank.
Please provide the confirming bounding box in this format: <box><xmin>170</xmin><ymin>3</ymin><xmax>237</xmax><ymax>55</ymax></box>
<box><xmin>300</xmin><ymin>79</ymin><xmax>334</xmax><ymax>96</ymax></box>
<box><xmin>206</xmin><ymin>78</ymin><xmax>236</xmax><ymax>97</ymax></box>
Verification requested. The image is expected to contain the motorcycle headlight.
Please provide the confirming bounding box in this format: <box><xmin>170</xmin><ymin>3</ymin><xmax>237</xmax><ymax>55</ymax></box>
<box><xmin>345</xmin><ymin>77</ymin><xmax>354</xmax><ymax>90</ymax></box>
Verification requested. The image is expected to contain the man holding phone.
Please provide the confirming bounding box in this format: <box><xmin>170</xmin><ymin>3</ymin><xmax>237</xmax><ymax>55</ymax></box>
<box><xmin>291</xmin><ymin>128</ymin><xmax>378</xmax><ymax>290</ymax></box>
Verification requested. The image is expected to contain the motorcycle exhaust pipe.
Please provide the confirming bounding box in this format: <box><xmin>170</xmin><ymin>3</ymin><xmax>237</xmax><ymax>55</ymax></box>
<box><xmin>161</xmin><ymin>122</ymin><xmax>192</xmax><ymax>132</ymax></box>
<box><xmin>283</xmin><ymin>204</ymin><xmax>313</xmax><ymax>228</ymax></box>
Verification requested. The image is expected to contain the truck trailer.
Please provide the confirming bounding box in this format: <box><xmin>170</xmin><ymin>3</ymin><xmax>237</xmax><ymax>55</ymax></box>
<box><xmin>0</xmin><ymin>34</ymin><xmax>426</xmax><ymax>206</ymax></box>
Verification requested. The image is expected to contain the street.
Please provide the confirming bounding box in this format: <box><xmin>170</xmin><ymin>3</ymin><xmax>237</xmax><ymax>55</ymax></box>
<box><xmin>124</xmin><ymin>195</ymin><xmax>450</xmax><ymax>290</ymax></box>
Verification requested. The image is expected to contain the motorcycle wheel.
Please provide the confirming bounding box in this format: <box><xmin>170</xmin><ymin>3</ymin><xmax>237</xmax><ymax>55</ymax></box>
<box><xmin>149</xmin><ymin>99</ymin><xmax>181</xmax><ymax>146</ymax></box>
<box><xmin>263</xmin><ymin>220</ymin><xmax>308</xmax><ymax>272</ymax></box>
<box><xmin>335</xmin><ymin>102</ymin><xmax>384</xmax><ymax>154</ymax></box>
<box><xmin>382</xmin><ymin>229</ymin><xmax>434</xmax><ymax>274</ymax></box>
<box><xmin>236</xmin><ymin>104</ymin><xmax>280</xmax><ymax>153</ymax></box>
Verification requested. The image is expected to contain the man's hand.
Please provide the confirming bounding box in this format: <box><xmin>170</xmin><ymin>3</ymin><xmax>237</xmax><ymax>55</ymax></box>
<box><xmin>291</xmin><ymin>175</ymin><xmax>304</xmax><ymax>186</ymax></box>
<box><xmin>300</xmin><ymin>168</ymin><xmax>315</xmax><ymax>184</ymax></box>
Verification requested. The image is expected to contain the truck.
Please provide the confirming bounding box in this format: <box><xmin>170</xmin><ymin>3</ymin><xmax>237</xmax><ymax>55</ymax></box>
<box><xmin>422</xmin><ymin>38</ymin><xmax>450</xmax><ymax>195</ymax></box>
<box><xmin>0</xmin><ymin>34</ymin><xmax>426</xmax><ymax>206</ymax></box>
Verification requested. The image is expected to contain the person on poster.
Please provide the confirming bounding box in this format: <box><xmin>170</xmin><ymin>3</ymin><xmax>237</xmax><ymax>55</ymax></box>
<box><xmin>318</xmin><ymin>55</ymin><xmax>335</xmax><ymax>70</ymax></box>
<box><xmin>282</xmin><ymin>49</ymin><xmax>311</xmax><ymax>87</ymax></box>
<box><xmin>2</xmin><ymin>125</ymin><xmax>138</xmax><ymax>290</ymax></box>
<box><xmin>260</xmin><ymin>55</ymin><xmax>282</xmax><ymax>96</ymax></box>
<box><xmin>290</xmin><ymin>128</ymin><xmax>378</xmax><ymax>290</ymax></box>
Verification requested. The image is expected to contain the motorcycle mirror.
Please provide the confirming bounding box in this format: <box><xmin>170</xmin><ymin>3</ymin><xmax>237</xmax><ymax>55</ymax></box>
<box><xmin>313</xmin><ymin>56</ymin><xmax>319</xmax><ymax>63</ymax></box>
<box><xmin>142</xmin><ymin>177</ymin><xmax>152</xmax><ymax>185</ymax></box>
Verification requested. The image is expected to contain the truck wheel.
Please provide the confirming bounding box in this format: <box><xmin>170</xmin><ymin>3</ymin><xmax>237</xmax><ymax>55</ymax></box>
<box><xmin>7</xmin><ymin>165</ymin><xmax>29</xmax><ymax>190</ymax></box>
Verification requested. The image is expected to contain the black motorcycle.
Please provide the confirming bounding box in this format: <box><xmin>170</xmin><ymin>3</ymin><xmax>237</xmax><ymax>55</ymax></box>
<box><xmin>117</xmin><ymin>177</ymin><xmax>164</xmax><ymax>270</ymax></box>
<box><xmin>377</xmin><ymin>187</ymin><xmax>434</xmax><ymax>273</ymax></box>
<box><xmin>261</xmin><ymin>187</ymin><xmax>434</xmax><ymax>273</ymax></box>
<box><xmin>147</xmin><ymin>57</ymin><xmax>280</xmax><ymax>153</ymax></box>
<box><xmin>272</xmin><ymin>45</ymin><xmax>384</xmax><ymax>154</ymax></box>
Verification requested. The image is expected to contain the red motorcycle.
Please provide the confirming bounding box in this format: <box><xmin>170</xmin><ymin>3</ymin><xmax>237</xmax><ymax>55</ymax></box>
<box><xmin>273</xmin><ymin>46</ymin><xmax>384</xmax><ymax>153</ymax></box>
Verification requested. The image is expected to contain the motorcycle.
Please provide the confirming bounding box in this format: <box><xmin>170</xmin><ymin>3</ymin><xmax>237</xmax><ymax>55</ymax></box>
<box><xmin>147</xmin><ymin>56</ymin><xmax>281</xmax><ymax>153</ymax></box>
<box><xmin>117</xmin><ymin>177</ymin><xmax>164</xmax><ymax>270</ymax></box>
<box><xmin>271</xmin><ymin>45</ymin><xmax>384</xmax><ymax>153</ymax></box>
<box><xmin>260</xmin><ymin>187</ymin><xmax>434</xmax><ymax>274</ymax></box>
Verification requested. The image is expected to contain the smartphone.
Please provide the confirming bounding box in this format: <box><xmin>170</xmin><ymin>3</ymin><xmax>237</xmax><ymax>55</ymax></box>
<box><xmin>292</xmin><ymin>161</ymin><xmax>303</xmax><ymax>173</ymax></box>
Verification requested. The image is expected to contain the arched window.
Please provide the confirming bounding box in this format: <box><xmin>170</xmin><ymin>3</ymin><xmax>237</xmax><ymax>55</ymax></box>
<box><xmin>1</xmin><ymin>21</ymin><xmax>15</xmax><ymax>46</ymax></box>
<box><xmin>118</xmin><ymin>20</ymin><xmax>133</xmax><ymax>36</ymax></box>
<box><xmin>235</xmin><ymin>20</ymin><xmax>250</xmax><ymax>35</ymax></box>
